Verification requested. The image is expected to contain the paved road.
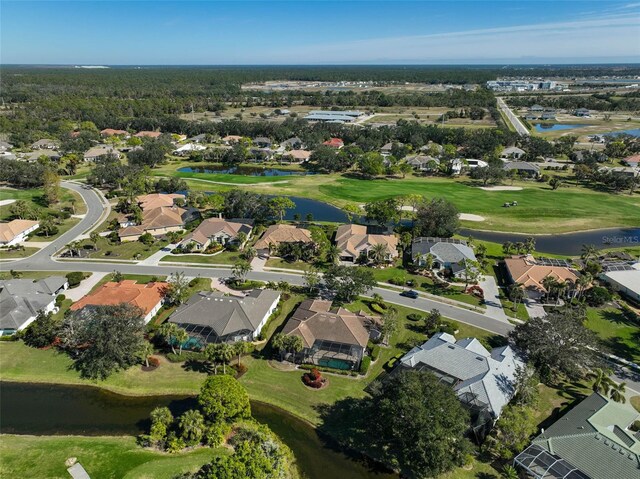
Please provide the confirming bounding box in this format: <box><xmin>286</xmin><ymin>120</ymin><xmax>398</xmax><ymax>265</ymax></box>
<box><xmin>497</xmin><ymin>97</ymin><xmax>530</xmax><ymax>136</ymax></box>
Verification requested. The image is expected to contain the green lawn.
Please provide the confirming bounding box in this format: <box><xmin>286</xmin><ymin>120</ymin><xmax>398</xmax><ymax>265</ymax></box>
<box><xmin>0</xmin><ymin>270</ymin><xmax>84</xmax><ymax>281</ymax></box>
<box><xmin>0</xmin><ymin>246</ymin><xmax>40</xmax><ymax>259</ymax></box>
<box><xmin>0</xmin><ymin>187</ymin><xmax>85</xmax><ymax>242</ymax></box>
<box><xmin>0</xmin><ymin>435</ymin><xmax>227</xmax><ymax>479</ymax></box>
<box><xmin>265</xmin><ymin>258</ymin><xmax>312</xmax><ymax>271</ymax></box>
<box><xmin>170</xmin><ymin>170</ymin><xmax>292</xmax><ymax>184</ymax></box>
<box><xmin>161</xmin><ymin>250</ymin><xmax>243</xmax><ymax>265</ymax></box>
<box><xmin>75</xmin><ymin>237</ymin><xmax>169</xmax><ymax>260</ymax></box>
<box><xmin>585</xmin><ymin>307</ymin><xmax>640</xmax><ymax>363</ymax></box>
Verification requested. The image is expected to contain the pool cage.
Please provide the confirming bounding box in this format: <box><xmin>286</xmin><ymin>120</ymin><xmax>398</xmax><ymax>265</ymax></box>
<box><xmin>513</xmin><ymin>445</ymin><xmax>590</xmax><ymax>479</ymax></box>
<box><xmin>298</xmin><ymin>340</ymin><xmax>365</xmax><ymax>370</ymax></box>
<box><xmin>172</xmin><ymin>322</ymin><xmax>252</xmax><ymax>350</ymax></box>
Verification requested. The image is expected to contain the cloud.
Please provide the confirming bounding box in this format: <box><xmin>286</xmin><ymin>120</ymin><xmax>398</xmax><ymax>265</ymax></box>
<box><xmin>269</xmin><ymin>14</ymin><xmax>640</xmax><ymax>63</ymax></box>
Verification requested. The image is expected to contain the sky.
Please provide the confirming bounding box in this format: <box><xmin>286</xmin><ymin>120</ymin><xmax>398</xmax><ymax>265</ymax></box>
<box><xmin>2</xmin><ymin>1</ymin><xmax>639</xmax><ymax>65</ymax></box>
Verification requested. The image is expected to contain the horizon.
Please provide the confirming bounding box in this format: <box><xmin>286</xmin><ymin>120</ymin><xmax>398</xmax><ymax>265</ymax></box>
<box><xmin>2</xmin><ymin>1</ymin><xmax>639</xmax><ymax>65</ymax></box>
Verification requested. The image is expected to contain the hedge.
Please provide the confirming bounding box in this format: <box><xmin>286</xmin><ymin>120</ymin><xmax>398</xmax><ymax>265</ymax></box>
<box><xmin>370</xmin><ymin>302</ymin><xmax>386</xmax><ymax>314</ymax></box>
<box><xmin>407</xmin><ymin>313</ymin><xmax>423</xmax><ymax>321</ymax></box>
<box><xmin>299</xmin><ymin>363</ymin><xmax>358</xmax><ymax>376</ymax></box>
<box><xmin>65</xmin><ymin>271</ymin><xmax>86</xmax><ymax>287</ymax></box>
<box><xmin>359</xmin><ymin>356</ymin><xmax>371</xmax><ymax>375</ymax></box>
<box><xmin>370</xmin><ymin>344</ymin><xmax>381</xmax><ymax>361</ymax></box>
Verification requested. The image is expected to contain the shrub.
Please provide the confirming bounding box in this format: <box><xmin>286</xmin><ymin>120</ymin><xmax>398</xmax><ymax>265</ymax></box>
<box><xmin>55</xmin><ymin>294</ymin><xmax>66</xmax><ymax>307</ymax></box>
<box><xmin>65</xmin><ymin>271</ymin><xmax>85</xmax><ymax>287</ymax></box>
<box><xmin>438</xmin><ymin>320</ymin><xmax>458</xmax><ymax>335</ymax></box>
<box><xmin>234</xmin><ymin>362</ymin><xmax>248</xmax><ymax>377</ymax></box>
<box><xmin>370</xmin><ymin>344</ymin><xmax>381</xmax><ymax>361</ymax></box>
<box><xmin>166</xmin><ymin>351</ymin><xmax>206</xmax><ymax>363</ymax></box>
<box><xmin>298</xmin><ymin>363</ymin><xmax>353</xmax><ymax>375</ymax></box>
<box><xmin>585</xmin><ymin>286</ymin><xmax>612</xmax><ymax>307</ymax></box>
<box><xmin>387</xmin><ymin>358</ymin><xmax>397</xmax><ymax>369</ymax></box>
<box><xmin>389</xmin><ymin>276</ymin><xmax>406</xmax><ymax>286</ymax></box>
<box><xmin>148</xmin><ymin>356</ymin><xmax>160</xmax><ymax>368</ymax></box>
<box><xmin>0</xmin><ymin>334</ymin><xmax>19</xmax><ymax>342</ymax></box>
<box><xmin>407</xmin><ymin>313</ymin><xmax>423</xmax><ymax>321</ymax></box>
<box><xmin>370</xmin><ymin>302</ymin><xmax>386</xmax><ymax>314</ymax></box>
<box><xmin>302</xmin><ymin>368</ymin><xmax>324</xmax><ymax>388</ymax></box>
<box><xmin>359</xmin><ymin>356</ymin><xmax>371</xmax><ymax>375</ymax></box>
<box><xmin>630</xmin><ymin>420</ymin><xmax>640</xmax><ymax>432</ymax></box>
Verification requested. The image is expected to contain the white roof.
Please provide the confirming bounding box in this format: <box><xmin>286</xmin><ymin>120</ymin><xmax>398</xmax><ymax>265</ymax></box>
<box><xmin>603</xmin><ymin>265</ymin><xmax>640</xmax><ymax>296</ymax></box>
<box><xmin>174</xmin><ymin>143</ymin><xmax>206</xmax><ymax>153</ymax></box>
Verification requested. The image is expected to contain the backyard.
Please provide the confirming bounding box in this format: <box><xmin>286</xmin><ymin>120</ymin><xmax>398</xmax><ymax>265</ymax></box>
<box><xmin>585</xmin><ymin>306</ymin><xmax>640</xmax><ymax>364</ymax></box>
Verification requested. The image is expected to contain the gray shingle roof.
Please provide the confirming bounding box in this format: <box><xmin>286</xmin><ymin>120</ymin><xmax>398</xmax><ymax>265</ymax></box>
<box><xmin>412</xmin><ymin>237</ymin><xmax>477</xmax><ymax>264</ymax></box>
<box><xmin>169</xmin><ymin>289</ymin><xmax>280</xmax><ymax>338</ymax></box>
<box><xmin>399</xmin><ymin>332</ymin><xmax>522</xmax><ymax>418</ymax></box>
<box><xmin>0</xmin><ymin>277</ymin><xmax>66</xmax><ymax>330</ymax></box>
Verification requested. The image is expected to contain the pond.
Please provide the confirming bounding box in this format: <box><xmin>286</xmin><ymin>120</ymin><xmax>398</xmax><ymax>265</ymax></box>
<box><xmin>533</xmin><ymin>123</ymin><xmax>591</xmax><ymax>132</ymax></box>
<box><xmin>460</xmin><ymin>227</ymin><xmax>640</xmax><ymax>256</ymax></box>
<box><xmin>179</xmin><ymin>165</ymin><xmax>315</xmax><ymax>176</ymax></box>
<box><xmin>0</xmin><ymin>381</ymin><xmax>397</xmax><ymax>479</ymax></box>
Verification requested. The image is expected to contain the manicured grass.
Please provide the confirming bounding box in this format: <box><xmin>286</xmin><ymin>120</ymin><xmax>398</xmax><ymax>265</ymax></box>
<box><xmin>0</xmin><ymin>270</ymin><xmax>83</xmax><ymax>281</ymax></box>
<box><xmin>265</xmin><ymin>258</ymin><xmax>312</xmax><ymax>271</ymax></box>
<box><xmin>585</xmin><ymin>307</ymin><xmax>640</xmax><ymax>363</ymax></box>
<box><xmin>0</xmin><ymin>246</ymin><xmax>40</xmax><ymax>259</ymax></box>
<box><xmin>0</xmin><ymin>435</ymin><xmax>227</xmax><ymax>479</ymax></box>
<box><xmin>161</xmin><ymin>250</ymin><xmax>243</xmax><ymax>265</ymax></box>
<box><xmin>255</xmin><ymin>293</ymin><xmax>305</xmax><ymax>348</ymax></box>
<box><xmin>170</xmin><ymin>170</ymin><xmax>291</xmax><ymax>184</ymax></box>
<box><xmin>75</xmin><ymin>237</ymin><xmax>168</xmax><ymax>260</ymax></box>
<box><xmin>631</xmin><ymin>396</ymin><xmax>640</xmax><ymax>413</ymax></box>
<box><xmin>0</xmin><ymin>342</ymin><xmax>207</xmax><ymax>396</ymax></box>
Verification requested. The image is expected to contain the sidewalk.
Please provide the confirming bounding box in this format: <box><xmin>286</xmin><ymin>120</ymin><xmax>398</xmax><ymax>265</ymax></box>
<box><xmin>250</xmin><ymin>255</ymin><xmax>267</xmax><ymax>272</ymax></box>
<box><xmin>478</xmin><ymin>276</ymin><xmax>510</xmax><ymax>323</ymax></box>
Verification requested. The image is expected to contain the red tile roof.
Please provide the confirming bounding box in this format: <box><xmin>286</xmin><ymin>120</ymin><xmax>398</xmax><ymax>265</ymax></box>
<box><xmin>70</xmin><ymin>280</ymin><xmax>167</xmax><ymax>316</ymax></box>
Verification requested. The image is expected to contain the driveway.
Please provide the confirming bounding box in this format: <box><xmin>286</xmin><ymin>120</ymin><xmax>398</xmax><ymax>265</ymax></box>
<box><xmin>478</xmin><ymin>276</ymin><xmax>510</xmax><ymax>323</ymax></box>
<box><xmin>64</xmin><ymin>272</ymin><xmax>109</xmax><ymax>301</ymax></box>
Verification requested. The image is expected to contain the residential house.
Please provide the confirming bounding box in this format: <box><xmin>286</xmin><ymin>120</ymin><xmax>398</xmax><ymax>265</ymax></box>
<box><xmin>180</xmin><ymin>218</ymin><xmax>253</xmax><ymax>251</ymax></box>
<box><xmin>322</xmin><ymin>137</ymin><xmax>344</xmax><ymax>149</ymax></box>
<box><xmin>0</xmin><ymin>220</ymin><xmax>40</xmax><ymax>246</ymax></box>
<box><xmin>0</xmin><ymin>141</ymin><xmax>14</xmax><ymax>152</ymax></box>
<box><xmin>173</xmin><ymin>143</ymin><xmax>206</xmax><ymax>156</ymax></box>
<box><xmin>406</xmin><ymin>155</ymin><xmax>440</xmax><ymax>172</ymax></box>
<box><xmin>304</xmin><ymin>110</ymin><xmax>362</xmax><ymax>123</ymax></box>
<box><xmin>21</xmin><ymin>150</ymin><xmax>61</xmax><ymax>162</ymax></box>
<box><xmin>574</xmin><ymin>108</ymin><xmax>591</xmax><ymax>117</ymax></box>
<box><xmin>100</xmin><ymin>128</ymin><xmax>129</xmax><ymax>137</ymax></box>
<box><xmin>529</xmin><ymin>104</ymin><xmax>544</xmax><ymax>112</ymax></box>
<box><xmin>70</xmin><ymin>280</ymin><xmax>167</xmax><ymax>324</ymax></box>
<box><xmin>168</xmin><ymin>289</ymin><xmax>280</xmax><ymax>346</ymax></box>
<box><xmin>222</xmin><ymin>135</ymin><xmax>243</xmax><ymax>145</ymax></box>
<box><xmin>248</xmin><ymin>147</ymin><xmax>274</xmax><ymax>162</ymax></box>
<box><xmin>503</xmin><ymin>255</ymin><xmax>579</xmax><ymax>299</ymax></box>
<box><xmin>0</xmin><ymin>276</ymin><xmax>68</xmax><ymax>336</ymax></box>
<box><xmin>601</xmin><ymin>262</ymin><xmax>640</xmax><ymax>302</ymax></box>
<box><xmin>398</xmin><ymin>332</ymin><xmax>523</xmax><ymax>434</ymax></box>
<box><xmin>524</xmin><ymin>114</ymin><xmax>539</xmax><ymax>121</ymax></box>
<box><xmin>514</xmin><ymin>392</ymin><xmax>640</xmax><ymax>479</ymax></box>
<box><xmin>412</xmin><ymin>237</ymin><xmax>478</xmax><ymax>279</ymax></box>
<box><xmin>282</xmin><ymin>149</ymin><xmax>311</xmax><ymax>163</ymax></box>
<box><xmin>0</xmin><ymin>152</ymin><xmax>17</xmax><ymax>160</ymax></box>
<box><xmin>335</xmin><ymin>224</ymin><xmax>398</xmax><ymax>263</ymax></box>
<box><xmin>381</xmin><ymin>142</ymin><xmax>403</xmax><ymax>156</ymax></box>
<box><xmin>253</xmin><ymin>137</ymin><xmax>272</xmax><ymax>148</ymax></box>
<box><xmin>280</xmin><ymin>137</ymin><xmax>304</xmax><ymax>150</ymax></box>
<box><xmin>135</xmin><ymin>131</ymin><xmax>162</xmax><ymax>138</ymax></box>
<box><xmin>188</xmin><ymin>133</ymin><xmax>209</xmax><ymax>143</ymax></box>
<box><xmin>541</xmin><ymin>111</ymin><xmax>556</xmax><ymax>121</ymax></box>
<box><xmin>83</xmin><ymin>145</ymin><xmax>120</xmax><ymax>162</ymax></box>
<box><xmin>118</xmin><ymin>193</ymin><xmax>194</xmax><ymax>241</ymax></box>
<box><xmin>503</xmin><ymin>161</ymin><xmax>541</xmax><ymax>178</ymax></box>
<box><xmin>281</xmin><ymin>299</ymin><xmax>377</xmax><ymax>370</ymax></box>
<box><xmin>31</xmin><ymin>139</ymin><xmax>58</xmax><ymax>150</ymax></box>
<box><xmin>254</xmin><ymin>224</ymin><xmax>314</xmax><ymax>254</ymax></box>
<box><xmin>623</xmin><ymin>154</ymin><xmax>640</xmax><ymax>168</ymax></box>
<box><xmin>500</xmin><ymin>146</ymin><xmax>526</xmax><ymax>160</ymax></box>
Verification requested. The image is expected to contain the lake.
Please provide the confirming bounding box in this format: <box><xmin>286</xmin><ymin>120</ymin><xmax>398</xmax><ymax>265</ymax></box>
<box><xmin>0</xmin><ymin>381</ymin><xmax>396</xmax><ymax>479</ymax></box>
<box><xmin>460</xmin><ymin>227</ymin><xmax>640</xmax><ymax>256</ymax></box>
<box><xmin>179</xmin><ymin>165</ymin><xmax>315</xmax><ymax>176</ymax></box>
<box><xmin>534</xmin><ymin>123</ymin><xmax>591</xmax><ymax>132</ymax></box>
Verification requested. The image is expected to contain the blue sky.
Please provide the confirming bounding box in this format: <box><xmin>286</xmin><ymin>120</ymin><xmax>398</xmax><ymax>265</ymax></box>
<box><xmin>2</xmin><ymin>1</ymin><xmax>639</xmax><ymax>64</ymax></box>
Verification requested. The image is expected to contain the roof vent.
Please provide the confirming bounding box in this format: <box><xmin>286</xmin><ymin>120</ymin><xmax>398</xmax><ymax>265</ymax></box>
<box><xmin>447</xmin><ymin>345</ymin><xmax>455</xmax><ymax>349</ymax></box>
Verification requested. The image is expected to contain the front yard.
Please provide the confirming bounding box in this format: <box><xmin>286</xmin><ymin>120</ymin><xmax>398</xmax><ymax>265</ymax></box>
<box><xmin>0</xmin><ymin>246</ymin><xmax>40</xmax><ymax>259</ymax></box>
<box><xmin>72</xmin><ymin>236</ymin><xmax>169</xmax><ymax>260</ymax></box>
<box><xmin>160</xmin><ymin>250</ymin><xmax>244</xmax><ymax>265</ymax></box>
<box><xmin>585</xmin><ymin>306</ymin><xmax>640</xmax><ymax>364</ymax></box>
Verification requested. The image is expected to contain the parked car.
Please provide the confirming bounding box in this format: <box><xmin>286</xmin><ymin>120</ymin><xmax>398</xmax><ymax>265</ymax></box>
<box><xmin>400</xmin><ymin>290</ymin><xmax>419</xmax><ymax>299</ymax></box>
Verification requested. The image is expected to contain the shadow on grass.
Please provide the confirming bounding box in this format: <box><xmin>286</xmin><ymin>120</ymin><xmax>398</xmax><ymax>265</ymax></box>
<box><xmin>181</xmin><ymin>359</ymin><xmax>213</xmax><ymax>374</ymax></box>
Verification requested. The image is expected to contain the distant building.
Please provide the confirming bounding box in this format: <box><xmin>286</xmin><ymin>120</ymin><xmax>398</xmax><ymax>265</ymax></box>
<box><xmin>465</xmin><ymin>159</ymin><xmax>489</xmax><ymax>169</ymax></box>
<box><xmin>253</xmin><ymin>137</ymin><xmax>272</xmax><ymax>148</ymax></box>
<box><xmin>574</xmin><ymin>108</ymin><xmax>591</xmax><ymax>117</ymax></box>
<box><xmin>304</xmin><ymin>110</ymin><xmax>363</xmax><ymax>123</ymax></box>
<box><xmin>282</xmin><ymin>149</ymin><xmax>311</xmax><ymax>163</ymax></box>
<box><xmin>601</xmin><ymin>263</ymin><xmax>640</xmax><ymax>302</ymax></box>
<box><xmin>529</xmin><ymin>104</ymin><xmax>544</xmax><ymax>112</ymax></box>
<box><xmin>503</xmin><ymin>161</ymin><xmax>541</xmax><ymax>178</ymax></box>
<box><xmin>0</xmin><ymin>276</ymin><xmax>68</xmax><ymax>336</ymax></box>
<box><xmin>31</xmin><ymin>139</ymin><xmax>58</xmax><ymax>150</ymax></box>
<box><xmin>100</xmin><ymin>128</ymin><xmax>129</xmax><ymax>137</ymax></box>
<box><xmin>322</xmin><ymin>137</ymin><xmax>344</xmax><ymax>149</ymax></box>
<box><xmin>173</xmin><ymin>143</ymin><xmax>206</xmax><ymax>156</ymax></box>
<box><xmin>0</xmin><ymin>219</ymin><xmax>40</xmax><ymax>246</ymax></box>
<box><xmin>500</xmin><ymin>146</ymin><xmax>526</xmax><ymax>160</ymax></box>
<box><xmin>135</xmin><ymin>131</ymin><xmax>162</xmax><ymax>138</ymax></box>
<box><xmin>84</xmin><ymin>145</ymin><xmax>120</xmax><ymax>162</ymax></box>
<box><xmin>222</xmin><ymin>135</ymin><xmax>243</xmax><ymax>145</ymax></box>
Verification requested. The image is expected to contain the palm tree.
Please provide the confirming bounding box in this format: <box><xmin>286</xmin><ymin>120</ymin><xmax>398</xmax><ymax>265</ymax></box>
<box><xmin>271</xmin><ymin>333</ymin><xmax>287</xmax><ymax>361</ymax></box>
<box><xmin>419</xmin><ymin>252</ymin><xmax>434</xmax><ymax>271</ymax></box>
<box><xmin>89</xmin><ymin>231</ymin><xmax>100</xmax><ymax>251</ymax></box>
<box><xmin>581</xmin><ymin>244</ymin><xmax>598</xmax><ymax>263</ymax></box>
<box><xmin>501</xmin><ymin>465</ymin><xmax>519</xmax><ymax>479</ymax></box>
<box><xmin>174</xmin><ymin>327</ymin><xmax>189</xmax><ymax>356</ymax></box>
<box><xmin>369</xmin><ymin>243</ymin><xmax>389</xmax><ymax>266</ymax></box>
<box><xmin>233</xmin><ymin>341</ymin><xmax>249</xmax><ymax>365</ymax></box>
<box><xmin>232</xmin><ymin>260</ymin><xmax>251</xmax><ymax>283</ymax></box>
<box><xmin>241</xmin><ymin>246</ymin><xmax>257</xmax><ymax>262</ymax></box>
<box><xmin>555</xmin><ymin>281</ymin><xmax>568</xmax><ymax>304</ymax></box>
<box><xmin>218</xmin><ymin>343</ymin><xmax>234</xmax><ymax>374</ymax></box>
<box><xmin>588</xmin><ymin>368</ymin><xmax>613</xmax><ymax>395</ymax></box>
<box><xmin>502</xmin><ymin>241</ymin><xmax>514</xmax><ymax>255</ymax></box>
<box><xmin>325</xmin><ymin>244</ymin><xmax>340</xmax><ymax>265</ymax></box>
<box><xmin>541</xmin><ymin>276</ymin><xmax>558</xmax><ymax>303</ymax></box>
<box><xmin>236</xmin><ymin>231</ymin><xmax>248</xmax><ymax>249</ymax></box>
<box><xmin>576</xmin><ymin>273</ymin><xmax>592</xmax><ymax>299</ymax></box>
<box><xmin>179</xmin><ymin>409</ymin><xmax>205</xmax><ymax>445</ymax></box>
<box><xmin>514</xmin><ymin>241</ymin><xmax>525</xmax><ymax>255</ymax></box>
<box><xmin>138</xmin><ymin>341</ymin><xmax>154</xmax><ymax>368</ymax></box>
<box><xmin>524</xmin><ymin>237</ymin><xmax>536</xmax><ymax>254</ymax></box>
<box><xmin>158</xmin><ymin>323</ymin><xmax>179</xmax><ymax>354</ymax></box>
<box><xmin>508</xmin><ymin>284</ymin><xmax>525</xmax><ymax>313</ymax></box>
<box><xmin>609</xmin><ymin>382</ymin><xmax>627</xmax><ymax>404</ymax></box>
<box><xmin>204</xmin><ymin>343</ymin><xmax>221</xmax><ymax>374</ymax></box>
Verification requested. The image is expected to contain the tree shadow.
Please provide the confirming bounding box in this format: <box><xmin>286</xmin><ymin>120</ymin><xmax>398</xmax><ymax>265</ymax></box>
<box><xmin>181</xmin><ymin>359</ymin><xmax>213</xmax><ymax>374</ymax></box>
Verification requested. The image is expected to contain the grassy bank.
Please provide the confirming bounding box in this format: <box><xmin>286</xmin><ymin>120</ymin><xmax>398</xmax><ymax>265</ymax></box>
<box><xmin>0</xmin><ymin>435</ymin><xmax>227</xmax><ymax>479</ymax></box>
